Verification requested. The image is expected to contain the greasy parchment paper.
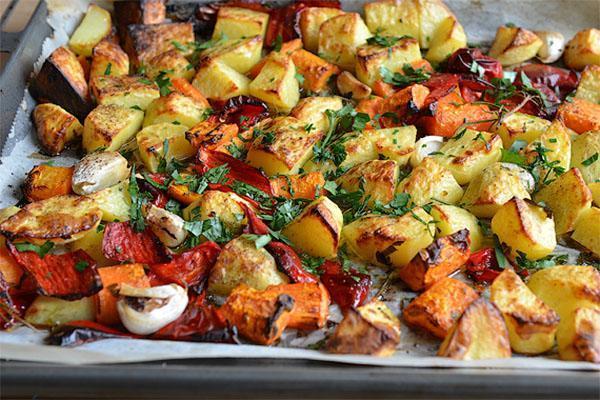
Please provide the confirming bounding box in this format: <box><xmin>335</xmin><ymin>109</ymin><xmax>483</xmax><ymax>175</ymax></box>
<box><xmin>1</xmin><ymin>0</ymin><xmax>599</xmax><ymax>369</ymax></box>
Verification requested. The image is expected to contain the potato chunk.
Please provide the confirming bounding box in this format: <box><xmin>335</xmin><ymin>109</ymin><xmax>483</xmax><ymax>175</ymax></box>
<box><xmin>369</xmin><ymin>126</ymin><xmax>416</xmax><ymax>166</ymax></box>
<box><xmin>212</xmin><ymin>7</ymin><xmax>269</xmax><ymax>41</ymax></box>
<box><xmin>522</xmin><ymin>119</ymin><xmax>572</xmax><ymax>181</ymax></box>
<box><xmin>90</xmin><ymin>40</ymin><xmax>130</xmax><ymax>81</ymax></box>
<box><xmin>145</xmin><ymin>50</ymin><xmax>194</xmax><ymax>82</ymax></box>
<box><xmin>494</xmin><ymin>112</ymin><xmax>551</xmax><ymax>148</ymax></box>
<box><xmin>0</xmin><ymin>195</ymin><xmax>102</xmax><ymax>244</ymax></box>
<box><xmin>327</xmin><ymin>301</ymin><xmax>401</xmax><ymax>356</ymax></box>
<box><xmin>182</xmin><ymin>190</ymin><xmax>248</xmax><ymax>236</ymax></box>
<box><xmin>438</xmin><ymin>298</ymin><xmax>511</xmax><ymax>360</ymax></box>
<box><xmin>491</xmin><ymin>197</ymin><xmax>556</xmax><ymax>260</ymax></box>
<box><xmin>136</xmin><ymin>123</ymin><xmax>194</xmax><ymax>173</ymax></box>
<box><xmin>575</xmin><ymin>65</ymin><xmax>600</xmax><ymax>104</ymax></box>
<box><xmin>429</xmin><ymin>204</ymin><xmax>483</xmax><ymax>251</ymax></box>
<box><xmin>337</xmin><ymin>160</ymin><xmax>399</xmax><ymax>205</ymax></box>
<box><xmin>33</xmin><ymin>103</ymin><xmax>83</xmax><ymax>155</ymax></box>
<box><xmin>143</xmin><ymin>92</ymin><xmax>208</xmax><ymax>128</ymax></box>
<box><xmin>22</xmin><ymin>165</ymin><xmax>73</xmax><ymax>202</ymax></box>
<box><xmin>299</xmin><ymin>7</ymin><xmax>345</xmax><ymax>52</ymax></box>
<box><xmin>83</xmin><ymin>104</ymin><xmax>144</xmax><ymax>153</ymax></box>
<box><xmin>199</xmin><ymin>36</ymin><xmax>263</xmax><ymax>74</ymax></box>
<box><xmin>318</xmin><ymin>13</ymin><xmax>372</xmax><ymax>71</ymax></box>
<box><xmin>364</xmin><ymin>0</ymin><xmax>419</xmax><ymax>40</ymax></box>
<box><xmin>571</xmin><ymin>207</ymin><xmax>600</xmax><ymax>257</ymax></box>
<box><xmin>557</xmin><ymin>307</ymin><xmax>600</xmax><ymax>362</ymax></box>
<box><xmin>123</xmin><ymin>22</ymin><xmax>194</xmax><ymax>68</ymax></box>
<box><xmin>343</xmin><ymin>208</ymin><xmax>435</xmax><ymax>268</ymax></box>
<box><xmin>491</xmin><ymin>269</ymin><xmax>560</xmax><ymax>355</ymax></box>
<box><xmin>208</xmin><ymin>237</ymin><xmax>289</xmax><ymax>296</ymax></box>
<box><xmin>68</xmin><ymin>4</ymin><xmax>112</xmax><ymax>57</ymax></box>
<box><xmin>192</xmin><ymin>61</ymin><xmax>250</xmax><ymax>101</ymax></box>
<box><xmin>355</xmin><ymin>38</ymin><xmax>422</xmax><ymax>87</ymax></box>
<box><xmin>417</xmin><ymin>0</ymin><xmax>455</xmax><ymax>49</ymax></box>
<box><xmin>488</xmin><ymin>26</ymin><xmax>542</xmax><ymax>66</ymax></box>
<box><xmin>290</xmin><ymin>96</ymin><xmax>344</xmax><ymax>133</ymax></box>
<box><xmin>461</xmin><ymin>162</ymin><xmax>532</xmax><ymax>218</ymax></box>
<box><xmin>425</xmin><ymin>16</ymin><xmax>467</xmax><ymax>64</ymax></box>
<box><xmin>571</xmin><ymin>130</ymin><xmax>599</xmax><ymax>184</ymax></box>
<box><xmin>246</xmin><ymin>117</ymin><xmax>323</xmax><ymax>176</ymax></box>
<box><xmin>398</xmin><ymin>229</ymin><xmax>471</xmax><ymax>291</ymax></box>
<box><xmin>69</xmin><ymin>227</ymin><xmax>110</xmax><ymax>267</ymax></box>
<box><xmin>403</xmin><ymin>277</ymin><xmax>478</xmax><ymax>339</ymax></box>
<box><xmin>91</xmin><ymin>75</ymin><xmax>159</xmax><ymax>110</ymax></box>
<box><xmin>535</xmin><ymin>168</ymin><xmax>592</xmax><ymax>235</ymax></box>
<box><xmin>86</xmin><ymin>181</ymin><xmax>131</xmax><ymax>222</ymax></box>
<box><xmin>25</xmin><ymin>296</ymin><xmax>95</xmax><ymax>327</ymax></box>
<box><xmin>249</xmin><ymin>55</ymin><xmax>300</xmax><ymax>112</ymax></box>
<box><xmin>397</xmin><ymin>157</ymin><xmax>463</xmax><ymax>206</ymax></box>
<box><xmin>432</xmin><ymin>129</ymin><xmax>503</xmax><ymax>185</ymax></box>
<box><xmin>563</xmin><ymin>28</ymin><xmax>600</xmax><ymax>71</ymax></box>
<box><xmin>281</xmin><ymin>197</ymin><xmax>343</xmax><ymax>259</ymax></box>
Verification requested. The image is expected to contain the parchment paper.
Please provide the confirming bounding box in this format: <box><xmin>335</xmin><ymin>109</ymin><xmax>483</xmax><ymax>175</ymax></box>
<box><xmin>1</xmin><ymin>0</ymin><xmax>599</xmax><ymax>369</ymax></box>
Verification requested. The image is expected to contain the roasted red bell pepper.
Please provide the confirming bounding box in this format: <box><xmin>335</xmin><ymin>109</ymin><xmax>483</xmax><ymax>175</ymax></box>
<box><xmin>319</xmin><ymin>260</ymin><xmax>371</xmax><ymax>311</ymax></box>
<box><xmin>102</xmin><ymin>222</ymin><xmax>168</xmax><ymax>264</ymax></box>
<box><xmin>219</xmin><ymin>95</ymin><xmax>269</xmax><ymax>130</ymax></box>
<box><xmin>465</xmin><ymin>248</ymin><xmax>502</xmax><ymax>283</ymax></box>
<box><xmin>46</xmin><ymin>320</ymin><xmax>136</xmax><ymax>346</ymax></box>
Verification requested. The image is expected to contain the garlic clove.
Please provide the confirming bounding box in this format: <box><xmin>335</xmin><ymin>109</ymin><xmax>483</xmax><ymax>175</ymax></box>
<box><xmin>72</xmin><ymin>151</ymin><xmax>130</xmax><ymax>195</ymax></box>
<box><xmin>534</xmin><ymin>31</ymin><xmax>565</xmax><ymax>64</ymax></box>
<box><xmin>144</xmin><ymin>204</ymin><xmax>188</xmax><ymax>248</ymax></box>
<box><xmin>411</xmin><ymin>136</ymin><xmax>444</xmax><ymax>167</ymax></box>
<box><xmin>336</xmin><ymin>71</ymin><xmax>372</xmax><ymax>100</ymax></box>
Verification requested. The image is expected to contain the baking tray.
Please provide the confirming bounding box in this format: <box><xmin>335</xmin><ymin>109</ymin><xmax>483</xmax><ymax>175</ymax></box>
<box><xmin>0</xmin><ymin>1</ymin><xmax>599</xmax><ymax>399</ymax></box>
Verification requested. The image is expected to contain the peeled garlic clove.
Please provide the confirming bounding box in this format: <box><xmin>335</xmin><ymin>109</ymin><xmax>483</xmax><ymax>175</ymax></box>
<box><xmin>500</xmin><ymin>162</ymin><xmax>536</xmax><ymax>192</ymax></box>
<box><xmin>336</xmin><ymin>71</ymin><xmax>372</xmax><ymax>100</ymax></box>
<box><xmin>72</xmin><ymin>151</ymin><xmax>130</xmax><ymax>195</ymax></box>
<box><xmin>411</xmin><ymin>136</ymin><xmax>444</xmax><ymax>167</ymax></box>
<box><xmin>535</xmin><ymin>31</ymin><xmax>565</xmax><ymax>64</ymax></box>
<box><xmin>116</xmin><ymin>283</ymin><xmax>189</xmax><ymax>335</ymax></box>
<box><xmin>144</xmin><ymin>204</ymin><xmax>187</xmax><ymax>247</ymax></box>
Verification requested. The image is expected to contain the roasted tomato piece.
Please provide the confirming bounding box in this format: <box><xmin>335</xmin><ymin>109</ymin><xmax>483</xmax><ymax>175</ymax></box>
<box><xmin>219</xmin><ymin>95</ymin><xmax>269</xmax><ymax>130</ymax></box>
<box><xmin>446</xmin><ymin>48</ymin><xmax>503</xmax><ymax>81</ymax></box>
<box><xmin>102</xmin><ymin>222</ymin><xmax>168</xmax><ymax>264</ymax></box>
<box><xmin>319</xmin><ymin>260</ymin><xmax>371</xmax><ymax>311</ymax></box>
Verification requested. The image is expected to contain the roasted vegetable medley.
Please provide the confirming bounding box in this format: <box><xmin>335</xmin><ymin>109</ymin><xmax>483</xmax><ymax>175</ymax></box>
<box><xmin>1</xmin><ymin>0</ymin><xmax>600</xmax><ymax>363</ymax></box>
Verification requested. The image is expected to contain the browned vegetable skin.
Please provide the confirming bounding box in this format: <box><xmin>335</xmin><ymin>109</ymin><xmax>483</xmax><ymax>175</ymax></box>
<box><xmin>22</xmin><ymin>165</ymin><xmax>74</xmax><ymax>202</ymax></box>
<box><xmin>29</xmin><ymin>47</ymin><xmax>92</xmax><ymax>121</ymax></box>
<box><xmin>32</xmin><ymin>103</ymin><xmax>83</xmax><ymax>155</ymax></box>
<box><xmin>397</xmin><ymin>229</ymin><xmax>471</xmax><ymax>291</ymax></box>
<box><xmin>122</xmin><ymin>22</ymin><xmax>194</xmax><ymax>68</ymax></box>
<box><xmin>113</xmin><ymin>0</ymin><xmax>166</xmax><ymax>43</ymax></box>
<box><xmin>265</xmin><ymin>283</ymin><xmax>330</xmax><ymax>330</ymax></box>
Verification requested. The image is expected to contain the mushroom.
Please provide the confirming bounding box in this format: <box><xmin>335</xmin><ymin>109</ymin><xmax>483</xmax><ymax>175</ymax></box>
<box><xmin>534</xmin><ymin>31</ymin><xmax>565</xmax><ymax>64</ymax></box>
<box><xmin>72</xmin><ymin>151</ymin><xmax>130</xmax><ymax>195</ymax></box>
<box><xmin>144</xmin><ymin>204</ymin><xmax>188</xmax><ymax>247</ymax></box>
<box><xmin>410</xmin><ymin>136</ymin><xmax>444</xmax><ymax>167</ymax></box>
<box><xmin>115</xmin><ymin>283</ymin><xmax>189</xmax><ymax>335</ymax></box>
<box><xmin>500</xmin><ymin>162</ymin><xmax>536</xmax><ymax>193</ymax></box>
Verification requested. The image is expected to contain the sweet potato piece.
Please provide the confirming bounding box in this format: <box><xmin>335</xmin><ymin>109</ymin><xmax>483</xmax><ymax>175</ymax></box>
<box><xmin>219</xmin><ymin>284</ymin><xmax>295</xmax><ymax>345</ymax></box>
<box><xmin>372</xmin><ymin>80</ymin><xmax>396</xmax><ymax>97</ymax></box>
<box><xmin>264</xmin><ymin>283</ymin><xmax>329</xmax><ymax>330</ymax></box>
<box><xmin>22</xmin><ymin>165</ymin><xmax>74</xmax><ymax>202</ymax></box>
<box><xmin>379</xmin><ymin>84</ymin><xmax>430</xmax><ymax>126</ymax></box>
<box><xmin>123</xmin><ymin>22</ymin><xmax>194</xmax><ymax>68</ymax></box>
<box><xmin>398</xmin><ymin>229</ymin><xmax>471</xmax><ymax>291</ymax></box>
<box><xmin>291</xmin><ymin>49</ymin><xmax>340</xmax><ymax>93</ymax></box>
<box><xmin>185</xmin><ymin>121</ymin><xmax>241</xmax><ymax>154</ymax></box>
<box><xmin>171</xmin><ymin>78</ymin><xmax>211</xmax><ymax>108</ymax></box>
<box><xmin>0</xmin><ymin>246</ymin><xmax>24</xmax><ymax>287</ymax></box>
<box><xmin>356</xmin><ymin>96</ymin><xmax>384</xmax><ymax>119</ymax></box>
<box><xmin>269</xmin><ymin>172</ymin><xmax>325</xmax><ymax>199</ymax></box>
<box><xmin>167</xmin><ymin>176</ymin><xmax>203</xmax><ymax>206</ymax></box>
<box><xmin>247</xmin><ymin>39</ymin><xmax>304</xmax><ymax>79</ymax></box>
<box><xmin>114</xmin><ymin>0</ymin><xmax>166</xmax><ymax>40</ymax></box>
<box><xmin>96</xmin><ymin>264</ymin><xmax>150</xmax><ymax>325</ymax></box>
<box><xmin>556</xmin><ymin>97</ymin><xmax>600</xmax><ymax>134</ymax></box>
<box><xmin>403</xmin><ymin>277</ymin><xmax>479</xmax><ymax>339</ymax></box>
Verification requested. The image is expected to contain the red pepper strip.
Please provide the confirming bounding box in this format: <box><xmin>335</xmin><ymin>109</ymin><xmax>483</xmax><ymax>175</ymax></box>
<box><xmin>138</xmin><ymin>174</ymin><xmax>169</xmax><ymax>209</ymax></box>
<box><xmin>195</xmin><ymin>149</ymin><xmax>273</xmax><ymax>196</ymax></box>
<box><xmin>102</xmin><ymin>222</ymin><xmax>168</xmax><ymax>264</ymax></box>
<box><xmin>240</xmin><ymin>202</ymin><xmax>269</xmax><ymax>235</ymax></box>
<box><xmin>465</xmin><ymin>248</ymin><xmax>502</xmax><ymax>284</ymax></box>
<box><xmin>46</xmin><ymin>320</ymin><xmax>137</xmax><ymax>347</ymax></box>
<box><xmin>7</xmin><ymin>243</ymin><xmax>102</xmax><ymax>300</ymax></box>
<box><xmin>220</xmin><ymin>95</ymin><xmax>269</xmax><ymax>130</ymax></box>
<box><xmin>319</xmin><ymin>260</ymin><xmax>371</xmax><ymax>311</ymax></box>
<box><xmin>149</xmin><ymin>242</ymin><xmax>221</xmax><ymax>291</ymax></box>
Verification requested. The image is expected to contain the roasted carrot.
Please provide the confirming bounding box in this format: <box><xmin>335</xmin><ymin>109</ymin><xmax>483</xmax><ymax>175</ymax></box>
<box><xmin>0</xmin><ymin>246</ymin><xmax>24</xmax><ymax>287</ymax></box>
<box><xmin>247</xmin><ymin>39</ymin><xmax>304</xmax><ymax>79</ymax></box>
<box><xmin>291</xmin><ymin>49</ymin><xmax>340</xmax><ymax>93</ymax></box>
<box><xmin>556</xmin><ymin>97</ymin><xmax>600</xmax><ymax>134</ymax></box>
<box><xmin>185</xmin><ymin>121</ymin><xmax>243</xmax><ymax>154</ymax></box>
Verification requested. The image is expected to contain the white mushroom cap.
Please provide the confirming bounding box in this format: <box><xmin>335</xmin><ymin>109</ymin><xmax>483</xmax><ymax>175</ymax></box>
<box><xmin>411</xmin><ymin>136</ymin><xmax>444</xmax><ymax>167</ymax></box>
<box><xmin>535</xmin><ymin>31</ymin><xmax>565</xmax><ymax>64</ymax></box>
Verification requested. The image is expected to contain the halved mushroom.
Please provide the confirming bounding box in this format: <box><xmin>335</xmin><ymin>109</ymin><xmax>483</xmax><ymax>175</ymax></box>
<box><xmin>144</xmin><ymin>204</ymin><xmax>187</xmax><ymax>247</ymax></box>
<box><xmin>114</xmin><ymin>283</ymin><xmax>189</xmax><ymax>335</ymax></box>
<box><xmin>410</xmin><ymin>136</ymin><xmax>444</xmax><ymax>167</ymax></box>
<box><xmin>534</xmin><ymin>31</ymin><xmax>565</xmax><ymax>64</ymax></box>
<box><xmin>72</xmin><ymin>151</ymin><xmax>130</xmax><ymax>195</ymax></box>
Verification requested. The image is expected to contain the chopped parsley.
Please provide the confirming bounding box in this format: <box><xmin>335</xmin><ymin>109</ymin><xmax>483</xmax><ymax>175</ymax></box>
<box><xmin>242</xmin><ymin>234</ymin><xmax>272</xmax><ymax>249</ymax></box>
<box><xmin>13</xmin><ymin>241</ymin><xmax>54</xmax><ymax>257</ymax></box>
<box><xmin>515</xmin><ymin>251</ymin><xmax>569</xmax><ymax>271</ymax></box>
<box><xmin>366</xmin><ymin>33</ymin><xmax>411</xmax><ymax>47</ymax></box>
<box><xmin>380</xmin><ymin>64</ymin><xmax>431</xmax><ymax>88</ymax></box>
<box><xmin>581</xmin><ymin>152</ymin><xmax>598</xmax><ymax>167</ymax></box>
<box><xmin>155</xmin><ymin>70</ymin><xmax>173</xmax><ymax>96</ymax></box>
<box><xmin>74</xmin><ymin>260</ymin><xmax>89</xmax><ymax>272</ymax></box>
<box><xmin>104</xmin><ymin>62</ymin><xmax>112</xmax><ymax>76</ymax></box>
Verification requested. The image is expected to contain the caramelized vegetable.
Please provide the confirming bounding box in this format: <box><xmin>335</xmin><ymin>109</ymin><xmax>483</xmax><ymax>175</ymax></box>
<box><xmin>22</xmin><ymin>165</ymin><xmax>74</xmax><ymax>202</ymax></box>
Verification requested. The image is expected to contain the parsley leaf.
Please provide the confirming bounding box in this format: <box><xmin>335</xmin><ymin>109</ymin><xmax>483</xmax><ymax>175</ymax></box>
<box><xmin>515</xmin><ymin>251</ymin><xmax>569</xmax><ymax>271</ymax></box>
<box><xmin>380</xmin><ymin>64</ymin><xmax>431</xmax><ymax>88</ymax></box>
<box><xmin>74</xmin><ymin>260</ymin><xmax>89</xmax><ymax>272</ymax></box>
<box><xmin>128</xmin><ymin>166</ymin><xmax>149</xmax><ymax>232</ymax></box>
<box><xmin>273</xmin><ymin>34</ymin><xmax>283</xmax><ymax>52</ymax></box>
<box><xmin>104</xmin><ymin>62</ymin><xmax>112</xmax><ymax>76</ymax></box>
<box><xmin>242</xmin><ymin>234</ymin><xmax>272</xmax><ymax>249</ymax></box>
<box><xmin>582</xmin><ymin>152</ymin><xmax>598</xmax><ymax>167</ymax></box>
<box><xmin>13</xmin><ymin>241</ymin><xmax>54</xmax><ymax>257</ymax></box>
<box><xmin>155</xmin><ymin>70</ymin><xmax>173</xmax><ymax>96</ymax></box>
<box><xmin>366</xmin><ymin>33</ymin><xmax>411</xmax><ymax>47</ymax></box>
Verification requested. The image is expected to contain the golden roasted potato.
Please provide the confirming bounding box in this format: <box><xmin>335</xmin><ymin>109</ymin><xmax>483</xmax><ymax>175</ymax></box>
<box><xmin>557</xmin><ymin>307</ymin><xmax>600</xmax><ymax>362</ymax></box>
<box><xmin>535</xmin><ymin>168</ymin><xmax>592</xmax><ymax>235</ymax></box>
<box><xmin>199</xmin><ymin>36</ymin><xmax>263</xmax><ymax>74</ymax></box>
<box><xmin>183</xmin><ymin>190</ymin><xmax>248</xmax><ymax>236</ymax></box>
<box><xmin>82</xmin><ymin>104</ymin><xmax>144</xmax><ymax>153</ymax></box>
<box><xmin>590</xmin><ymin>182</ymin><xmax>600</xmax><ymax>206</ymax></box>
<box><xmin>461</xmin><ymin>162</ymin><xmax>532</xmax><ymax>219</ymax></box>
<box><xmin>563</xmin><ymin>28</ymin><xmax>600</xmax><ymax>71</ymax></box>
<box><xmin>343</xmin><ymin>208</ymin><xmax>435</xmax><ymax>268</ymax></box>
<box><xmin>22</xmin><ymin>164</ymin><xmax>73</xmax><ymax>202</ymax></box>
<box><xmin>575</xmin><ymin>65</ymin><xmax>600</xmax><ymax>104</ymax></box>
<box><xmin>438</xmin><ymin>298</ymin><xmax>512</xmax><ymax>360</ymax></box>
<box><xmin>398</xmin><ymin>229</ymin><xmax>471</xmax><ymax>291</ymax></box>
<box><xmin>70</xmin><ymin>227</ymin><xmax>110</xmax><ymax>267</ymax></box>
<box><xmin>355</xmin><ymin>37</ymin><xmax>422</xmax><ymax>87</ymax></box>
<box><xmin>364</xmin><ymin>0</ymin><xmax>420</xmax><ymax>40</ymax></box>
<box><xmin>327</xmin><ymin>301</ymin><xmax>401</xmax><ymax>356</ymax></box>
<box><xmin>337</xmin><ymin>160</ymin><xmax>399</xmax><ymax>205</ymax></box>
<box><xmin>0</xmin><ymin>195</ymin><xmax>102</xmax><ymax>244</ymax></box>
<box><xmin>86</xmin><ymin>181</ymin><xmax>131</xmax><ymax>222</ymax></box>
<box><xmin>145</xmin><ymin>49</ymin><xmax>194</xmax><ymax>82</ymax></box>
<box><xmin>123</xmin><ymin>22</ymin><xmax>194</xmax><ymax>68</ymax></box>
<box><xmin>336</xmin><ymin>71</ymin><xmax>372</xmax><ymax>100</ymax></box>
<box><xmin>318</xmin><ymin>13</ymin><xmax>372</xmax><ymax>71</ymax></box>
<box><xmin>208</xmin><ymin>237</ymin><xmax>289</xmax><ymax>296</ymax></box>
<box><xmin>369</xmin><ymin>126</ymin><xmax>416</xmax><ymax>166</ymax></box>
<box><xmin>425</xmin><ymin>16</ymin><xmax>467</xmax><ymax>64</ymax></box>
<box><xmin>417</xmin><ymin>0</ymin><xmax>455</xmax><ymax>49</ymax></box>
<box><xmin>403</xmin><ymin>277</ymin><xmax>479</xmax><ymax>339</ymax></box>
<box><xmin>571</xmin><ymin>207</ymin><xmax>600</xmax><ymax>257</ymax></box>
<box><xmin>488</xmin><ymin>26</ymin><xmax>543</xmax><ymax>66</ymax></box>
<box><xmin>246</xmin><ymin>117</ymin><xmax>323</xmax><ymax>176</ymax></box>
<box><xmin>143</xmin><ymin>92</ymin><xmax>208</xmax><ymax>128</ymax></box>
<box><xmin>136</xmin><ymin>123</ymin><xmax>195</xmax><ymax>173</ymax></box>
<box><xmin>33</xmin><ymin>103</ymin><xmax>83</xmax><ymax>156</ymax></box>
<box><xmin>397</xmin><ymin>157</ymin><xmax>463</xmax><ymax>206</ymax></box>
<box><xmin>429</xmin><ymin>204</ymin><xmax>483</xmax><ymax>251</ymax></box>
<box><xmin>303</xmin><ymin>130</ymin><xmax>378</xmax><ymax>174</ymax></box>
<box><xmin>281</xmin><ymin>196</ymin><xmax>343</xmax><ymax>259</ymax></box>
<box><xmin>432</xmin><ymin>129</ymin><xmax>503</xmax><ymax>185</ymax></box>
<box><xmin>91</xmin><ymin>75</ymin><xmax>159</xmax><ymax>110</ymax></box>
<box><xmin>290</xmin><ymin>96</ymin><xmax>344</xmax><ymax>133</ymax></box>
<box><xmin>494</xmin><ymin>112</ymin><xmax>551</xmax><ymax>148</ymax></box>
<box><xmin>68</xmin><ymin>4</ymin><xmax>112</xmax><ymax>57</ymax></box>
<box><xmin>249</xmin><ymin>55</ymin><xmax>300</xmax><ymax>112</ymax></box>
<box><xmin>212</xmin><ymin>7</ymin><xmax>270</xmax><ymax>41</ymax></box>
<box><xmin>522</xmin><ymin>119</ymin><xmax>572</xmax><ymax>182</ymax></box>
<box><xmin>25</xmin><ymin>296</ymin><xmax>95</xmax><ymax>327</ymax></box>
<box><xmin>571</xmin><ymin>130</ymin><xmax>599</xmax><ymax>184</ymax></box>
<box><xmin>192</xmin><ymin>61</ymin><xmax>250</xmax><ymax>101</ymax></box>
<box><xmin>299</xmin><ymin>7</ymin><xmax>345</xmax><ymax>53</ymax></box>
<box><xmin>89</xmin><ymin>40</ymin><xmax>129</xmax><ymax>82</ymax></box>
<box><xmin>491</xmin><ymin>197</ymin><xmax>556</xmax><ymax>260</ymax></box>
<box><xmin>490</xmin><ymin>269</ymin><xmax>560</xmax><ymax>355</ymax></box>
